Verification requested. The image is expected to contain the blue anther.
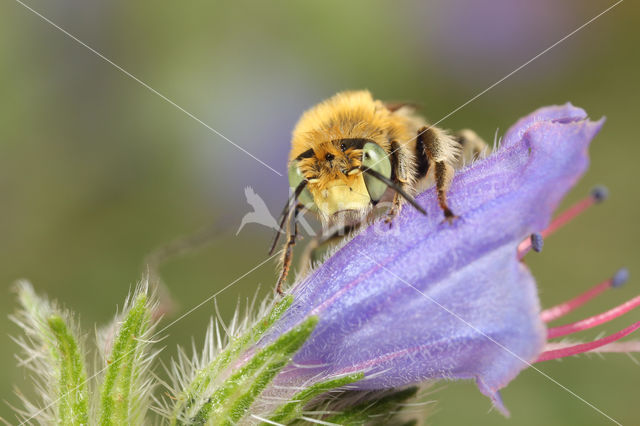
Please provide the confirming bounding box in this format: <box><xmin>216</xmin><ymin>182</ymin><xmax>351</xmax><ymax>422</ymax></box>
<box><xmin>612</xmin><ymin>268</ymin><xmax>629</xmax><ymax>288</ymax></box>
<box><xmin>531</xmin><ymin>233</ymin><xmax>544</xmax><ymax>253</ymax></box>
<box><xmin>591</xmin><ymin>185</ymin><xmax>609</xmax><ymax>203</ymax></box>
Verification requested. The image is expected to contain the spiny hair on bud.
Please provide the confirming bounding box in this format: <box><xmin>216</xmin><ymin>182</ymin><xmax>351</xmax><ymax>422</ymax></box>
<box><xmin>296</xmin><ymin>383</ymin><xmax>436</xmax><ymax>425</ymax></box>
<box><xmin>94</xmin><ymin>277</ymin><xmax>162</xmax><ymax>425</ymax></box>
<box><xmin>9</xmin><ymin>278</ymin><xmax>161</xmax><ymax>425</ymax></box>
<box><xmin>8</xmin><ymin>280</ymin><xmax>88</xmax><ymax>425</ymax></box>
<box><xmin>154</xmin><ymin>286</ymin><xmax>283</xmax><ymax>422</ymax></box>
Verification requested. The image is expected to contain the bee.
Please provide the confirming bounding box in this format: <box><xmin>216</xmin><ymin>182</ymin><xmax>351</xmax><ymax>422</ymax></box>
<box><xmin>270</xmin><ymin>90</ymin><xmax>487</xmax><ymax>294</ymax></box>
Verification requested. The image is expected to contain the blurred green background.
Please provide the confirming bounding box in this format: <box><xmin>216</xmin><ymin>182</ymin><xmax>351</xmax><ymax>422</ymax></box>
<box><xmin>1</xmin><ymin>0</ymin><xmax>639</xmax><ymax>424</ymax></box>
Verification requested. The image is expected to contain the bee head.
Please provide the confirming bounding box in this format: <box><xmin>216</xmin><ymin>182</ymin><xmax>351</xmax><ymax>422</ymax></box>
<box><xmin>289</xmin><ymin>139</ymin><xmax>392</xmax><ymax>221</ymax></box>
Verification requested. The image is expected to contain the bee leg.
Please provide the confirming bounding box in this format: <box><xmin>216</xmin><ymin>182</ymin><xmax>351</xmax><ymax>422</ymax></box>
<box><xmin>434</xmin><ymin>161</ymin><xmax>457</xmax><ymax>223</ymax></box>
<box><xmin>297</xmin><ymin>237</ymin><xmax>320</xmax><ymax>277</ymax></box>
<box><xmin>385</xmin><ymin>140</ymin><xmax>410</xmax><ymax>224</ymax></box>
<box><xmin>453</xmin><ymin>129</ymin><xmax>489</xmax><ymax>167</ymax></box>
<box><xmin>298</xmin><ymin>223</ymin><xmax>358</xmax><ymax>276</ymax></box>
<box><xmin>385</xmin><ymin>192</ymin><xmax>403</xmax><ymax>224</ymax></box>
<box><xmin>275</xmin><ymin>202</ymin><xmax>303</xmax><ymax>295</ymax></box>
<box><xmin>417</xmin><ymin>126</ymin><xmax>458</xmax><ymax>223</ymax></box>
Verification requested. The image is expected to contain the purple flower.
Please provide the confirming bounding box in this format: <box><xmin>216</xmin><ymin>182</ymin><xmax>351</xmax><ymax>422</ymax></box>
<box><xmin>261</xmin><ymin>104</ymin><xmax>639</xmax><ymax>414</ymax></box>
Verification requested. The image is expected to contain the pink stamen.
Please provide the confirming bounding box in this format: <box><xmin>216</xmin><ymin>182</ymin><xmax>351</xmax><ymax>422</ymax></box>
<box><xmin>536</xmin><ymin>320</ymin><xmax>640</xmax><ymax>362</ymax></box>
<box><xmin>540</xmin><ymin>269</ymin><xmax>628</xmax><ymax>323</ymax></box>
<box><xmin>547</xmin><ymin>294</ymin><xmax>640</xmax><ymax>339</ymax></box>
<box><xmin>543</xmin><ymin>341</ymin><xmax>640</xmax><ymax>354</ymax></box>
<box><xmin>518</xmin><ymin>187</ymin><xmax>606</xmax><ymax>258</ymax></box>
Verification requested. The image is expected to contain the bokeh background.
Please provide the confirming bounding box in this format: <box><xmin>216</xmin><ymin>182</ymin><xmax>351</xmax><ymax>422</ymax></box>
<box><xmin>1</xmin><ymin>0</ymin><xmax>639</xmax><ymax>424</ymax></box>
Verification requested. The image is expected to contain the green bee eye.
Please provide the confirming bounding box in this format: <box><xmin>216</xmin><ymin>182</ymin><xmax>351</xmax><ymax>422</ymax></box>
<box><xmin>288</xmin><ymin>162</ymin><xmax>316</xmax><ymax>210</ymax></box>
<box><xmin>361</xmin><ymin>142</ymin><xmax>392</xmax><ymax>201</ymax></box>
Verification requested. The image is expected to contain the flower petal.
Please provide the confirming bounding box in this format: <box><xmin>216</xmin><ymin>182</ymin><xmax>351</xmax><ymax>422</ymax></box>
<box><xmin>501</xmin><ymin>102</ymin><xmax>589</xmax><ymax>148</ymax></box>
<box><xmin>264</xmin><ymin>105</ymin><xmax>604</xmax><ymax>412</ymax></box>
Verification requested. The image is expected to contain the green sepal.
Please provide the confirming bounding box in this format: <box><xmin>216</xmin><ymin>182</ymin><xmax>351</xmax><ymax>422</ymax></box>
<box><xmin>170</xmin><ymin>295</ymin><xmax>294</xmax><ymax>424</ymax></box>
<box><xmin>267</xmin><ymin>372</ymin><xmax>364</xmax><ymax>424</ymax></box>
<box><xmin>13</xmin><ymin>283</ymin><xmax>90</xmax><ymax>426</ymax></box>
<box><xmin>323</xmin><ymin>386</ymin><xmax>419</xmax><ymax>425</ymax></box>
<box><xmin>47</xmin><ymin>315</ymin><xmax>90</xmax><ymax>425</ymax></box>
<box><xmin>192</xmin><ymin>315</ymin><xmax>318</xmax><ymax>425</ymax></box>
<box><xmin>99</xmin><ymin>292</ymin><xmax>151</xmax><ymax>425</ymax></box>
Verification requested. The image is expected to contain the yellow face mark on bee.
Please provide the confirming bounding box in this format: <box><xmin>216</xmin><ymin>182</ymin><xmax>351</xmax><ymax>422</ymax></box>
<box><xmin>309</xmin><ymin>174</ymin><xmax>370</xmax><ymax>216</ymax></box>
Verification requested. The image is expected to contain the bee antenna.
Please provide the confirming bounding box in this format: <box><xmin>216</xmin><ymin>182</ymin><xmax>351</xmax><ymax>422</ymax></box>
<box><xmin>360</xmin><ymin>167</ymin><xmax>427</xmax><ymax>215</ymax></box>
<box><xmin>269</xmin><ymin>181</ymin><xmax>308</xmax><ymax>255</ymax></box>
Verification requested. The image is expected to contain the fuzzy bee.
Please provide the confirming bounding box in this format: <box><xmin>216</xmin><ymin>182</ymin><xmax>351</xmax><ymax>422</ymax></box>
<box><xmin>270</xmin><ymin>90</ymin><xmax>487</xmax><ymax>294</ymax></box>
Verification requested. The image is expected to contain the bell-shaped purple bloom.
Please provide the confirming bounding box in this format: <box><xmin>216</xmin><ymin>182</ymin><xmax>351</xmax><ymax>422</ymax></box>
<box><xmin>263</xmin><ymin>104</ymin><xmax>605</xmax><ymax>414</ymax></box>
